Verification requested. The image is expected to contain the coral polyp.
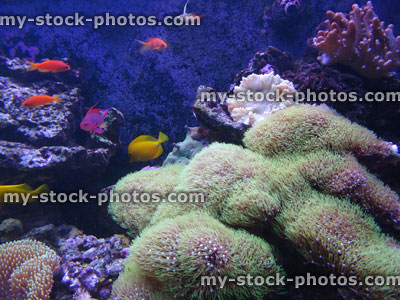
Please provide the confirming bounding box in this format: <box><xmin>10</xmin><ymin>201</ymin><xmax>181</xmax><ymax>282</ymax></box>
<box><xmin>112</xmin><ymin>212</ymin><xmax>284</xmax><ymax>300</ymax></box>
<box><xmin>243</xmin><ymin>104</ymin><xmax>397</xmax><ymax>158</ymax></box>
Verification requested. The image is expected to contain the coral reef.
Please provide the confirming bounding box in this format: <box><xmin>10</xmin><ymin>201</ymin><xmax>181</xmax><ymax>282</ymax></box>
<box><xmin>60</xmin><ymin>234</ymin><xmax>130</xmax><ymax>300</ymax></box>
<box><xmin>172</xmin><ymin>143</ymin><xmax>283</xmax><ymax>227</ymax></box>
<box><xmin>2</xmin><ymin>32</ymin><xmax>40</xmax><ymax>61</ymax></box>
<box><xmin>276</xmin><ymin>192</ymin><xmax>400</xmax><ymax>300</ymax></box>
<box><xmin>313</xmin><ymin>1</ymin><xmax>400</xmax><ymax>78</ymax></box>
<box><xmin>0</xmin><ymin>218</ymin><xmax>24</xmax><ymax>243</ymax></box>
<box><xmin>229</xmin><ymin>46</ymin><xmax>295</xmax><ymax>91</ymax></box>
<box><xmin>0</xmin><ymin>239</ymin><xmax>60</xmax><ymax>300</ymax></box>
<box><xmin>265</xmin><ymin>0</ymin><xmax>304</xmax><ymax>23</ymax></box>
<box><xmin>110</xmin><ymin>103</ymin><xmax>400</xmax><ymax>299</ymax></box>
<box><xmin>112</xmin><ymin>212</ymin><xmax>284</xmax><ymax>300</ymax></box>
<box><xmin>108</xmin><ymin>163</ymin><xmax>186</xmax><ymax>236</ymax></box>
<box><xmin>162</xmin><ymin>128</ymin><xmax>205</xmax><ymax>166</ymax></box>
<box><xmin>227</xmin><ymin>72</ymin><xmax>296</xmax><ymax>126</ymax></box>
<box><xmin>192</xmin><ymin>86</ymin><xmax>249</xmax><ymax>144</ymax></box>
<box><xmin>243</xmin><ymin>104</ymin><xmax>398</xmax><ymax>159</ymax></box>
<box><xmin>0</xmin><ymin>55</ymin><xmax>123</xmax><ymax>189</ymax></box>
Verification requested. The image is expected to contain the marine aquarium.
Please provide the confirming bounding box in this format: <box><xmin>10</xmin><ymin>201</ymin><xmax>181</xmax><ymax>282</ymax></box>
<box><xmin>1</xmin><ymin>0</ymin><xmax>400</xmax><ymax>299</ymax></box>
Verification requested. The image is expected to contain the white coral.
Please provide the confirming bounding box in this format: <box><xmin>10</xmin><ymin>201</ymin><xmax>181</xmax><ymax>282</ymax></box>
<box><xmin>227</xmin><ymin>72</ymin><xmax>296</xmax><ymax>126</ymax></box>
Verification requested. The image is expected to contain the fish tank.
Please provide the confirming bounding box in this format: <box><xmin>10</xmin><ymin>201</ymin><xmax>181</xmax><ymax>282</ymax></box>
<box><xmin>1</xmin><ymin>0</ymin><xmax>400</xmax><ymax>299</ymax></box>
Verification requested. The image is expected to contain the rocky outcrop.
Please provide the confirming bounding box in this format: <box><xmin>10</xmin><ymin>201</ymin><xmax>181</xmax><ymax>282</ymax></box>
<box><xmin>0</xmin><ymin>55</ymin><xmax>123</xmax><ymax>190</ymax></box>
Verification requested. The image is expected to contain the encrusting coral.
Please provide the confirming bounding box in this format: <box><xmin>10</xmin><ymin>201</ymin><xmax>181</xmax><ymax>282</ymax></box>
<box><xmin>313</xmin><ymin>1</ymin><xmax>400</xmax><ymax>78</ymax></box>
<box><xmin>112</xmin><ymin>212</ymin><xmax>284</xmax><ymax>300</ymax></box>
<box><xmin>0</xmin><ymin>239</ymin><xmax>60</xmax><ymax>300</ymax></box>
<box><xmin>109</xmin><ymin>104</ymin><xmax>400</xmax><ymax>299</ymax></box>
<box><xmin>226</xmin><ymin>72</ymin><xmax>295</xmax><ymax>126</ymax></box>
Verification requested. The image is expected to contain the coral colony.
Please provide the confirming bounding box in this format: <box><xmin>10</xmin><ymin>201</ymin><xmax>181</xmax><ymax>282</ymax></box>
<box><xmin>1</xmin><ymin>1</ymin><xmax>400</xmax><ymax>300</ymax></box>
<box><xmin>313</xmin><ymin>2</ymin><xmax>400</xmax><ymax>78</ymax></box>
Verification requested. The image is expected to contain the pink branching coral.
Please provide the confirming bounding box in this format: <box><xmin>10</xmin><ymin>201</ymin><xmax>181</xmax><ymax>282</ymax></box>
<box><xmin>313</xmin><ymin>1</ymin><xmax>400</xmax><ymax>78</ymax></box>
<box><xmin>0</xmin><ymin>239</ymin><xmax>61</xmax><ymax>300</ymax></box>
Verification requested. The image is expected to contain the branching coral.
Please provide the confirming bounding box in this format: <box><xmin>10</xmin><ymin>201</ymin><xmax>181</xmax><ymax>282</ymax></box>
<box><xmin>226</xmin><ymin>72</ymin><xmax>295</xmax><ymax>126</ymax></box>
<box><xmin>313</xmin><ymin>1</ymin><xmax>400</xmax><ymax>78</ymax></box>
<box><xmin>243</xmin><ymin>104</ymin><xmax>398</xmax><ymax>159</ymax></box>
<box><xmin>108</xmin><ymin>163</ymin><xmax>185</xmax><ymax>236</ymax></box>
<box><xmin>0</xmin><ymin>239</ymin><xmax>61</xmax><ymax>300</ymax></box>
<box><xmin>112</xmin><ymin>212</ymin><xmax>284</xmax><ymax>300</ymax></box>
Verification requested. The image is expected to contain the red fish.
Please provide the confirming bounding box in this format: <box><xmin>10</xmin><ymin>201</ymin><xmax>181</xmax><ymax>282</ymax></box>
<box><xmin>21</xmin><ymin>94</ymin><xmax>63</xmax><ymax>108</ymax></box>
<box><xmin>136</xmin><ymin>38</ymin><xmax>168</xmax><ymax>52</ymax></box>
<box><xmin>80</xmin><ymin>103</ymin><xmax>110</xmax><ymax>134</ymax></box>
<box><xmin>27</xmin><ymin>60</ymin><xmax>71</xmax><ymax>73</ymax></box>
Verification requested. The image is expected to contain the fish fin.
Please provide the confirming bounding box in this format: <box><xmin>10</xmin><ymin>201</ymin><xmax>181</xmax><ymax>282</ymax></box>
<box><xmin>183</xmin><ymin>0</ymin><xmax>190</xmax><ymax>14</ymax></box>
<box><xmin>102</xmin><ymin>108</ymin><xmax>110</xmax><ymax>118</ymax></box>
<box><xmin>38</xmin><ymin>69</ymin><xmax>51</xmax><ymax>73</ymax></box>
<box><xmin>90</xmin><ymin>130</ymin><xmax>93</xmax><ymax>134</ymax></box>
<box><xmin>26</xmin><ymin>60</ymin><xmax>37</xmax><ymax>71</ymax></box>
<box><xmin>158</xmin><ymin>131</ymin><xmax>169</xmax><ymax>143</ymax></box>
<box><xmin>53</xmin><ymin>94</ymin><xmax>64</xmax><ymax>103</ymax></box>
<box><xmin>88</xmin><ymin>103</ymin><xmax>101</xmax><ymax>114</ymax></box>
<box><xmin>153</xmin><ymin>144</ymin><xmax>164</xmax><ymax>159</ymax></box>
<box><xmin>131</xmin><ymin>135</ymin><xmax>158</xmax><ymax>144</ymax></box>
<box><xmin>24</xmin><ymin>184</ymin><xmax>49</xmax><ymax>203</ymax></box>
<box><xmin>99</xmin><ymin>123</ymin><xmax>107</xmax><ymax>129</ymax></box>
<box><xmin>129</xmin><ymin>155</ymin><xmax>135</xmax><ymax>163</ymax></box>
<box><xmin>93</xmin><ymin>128</ymin><xmax>105</xmax><ymax>134</ymax></box>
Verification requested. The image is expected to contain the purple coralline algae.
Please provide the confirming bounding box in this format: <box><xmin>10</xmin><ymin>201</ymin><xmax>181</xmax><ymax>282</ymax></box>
<box><xmin>60</xmin><ymin>234</ymin><xmax>130</xmax><ymax>300</ymax></box>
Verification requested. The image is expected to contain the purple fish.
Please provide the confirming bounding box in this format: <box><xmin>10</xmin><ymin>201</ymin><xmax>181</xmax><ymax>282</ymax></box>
<box><xmin>80</xmin><ymin>103</ymin><xmax>109</xmax><ymax>134</ymax></box>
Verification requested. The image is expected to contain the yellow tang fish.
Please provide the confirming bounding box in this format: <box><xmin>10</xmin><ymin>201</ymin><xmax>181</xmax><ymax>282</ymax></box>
<box><xmin>128</xmin><ymin>132</ymin><xmax>169</xmax><ymax>163</ymax></box>
<box><xmin>0</xmin><ymin>184</ymin><xmax>50</xmax><ymax>204</ymax></box>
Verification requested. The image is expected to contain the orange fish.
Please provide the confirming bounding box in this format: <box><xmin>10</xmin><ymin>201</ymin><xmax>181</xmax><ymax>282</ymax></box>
<box><xmin>136</xmin><ymin>38</ymin><xmax>168</xmax><ymax>52</ymax></box>
<box><xmin>26</xmin><ymin>60</ymin><xmax>71</xmax><ymax>73</ymax></box>
<box><xmin>22</xmin><ymin>94</ymin><xmax>63</xmax><ymax>108</ymax></box>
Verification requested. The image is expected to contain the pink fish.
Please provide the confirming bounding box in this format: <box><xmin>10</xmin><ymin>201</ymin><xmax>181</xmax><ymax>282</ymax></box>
<box><xmin>80</xmin><ymin>103</ymin><xmax>110</xmax><ymax>134</ymax></box>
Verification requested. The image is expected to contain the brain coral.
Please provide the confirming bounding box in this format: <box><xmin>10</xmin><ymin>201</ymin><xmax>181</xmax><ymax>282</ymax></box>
<box><xmin>0</xmin><ymin>239</ymin><xmax>61</xmax><ymax>300</ymax></box>
<box><xmin>112</xmin><ymin>212</ymin><xmax>284</xmax><ymax>300</ymax></box>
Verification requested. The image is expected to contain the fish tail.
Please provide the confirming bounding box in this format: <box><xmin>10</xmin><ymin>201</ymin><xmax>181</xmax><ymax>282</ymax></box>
<box><xmin>135</xmin><ymin>39</ymin><xmax>147</xmax><ymax>46</ymax></box>
<box><xmin>140</xmin><ymin>45</ymin><xmax>149</xmax><ymax>53</ymax></box>
<box><xmin>53</xmin><ymin>94</ymin><xmax>64</xmax><ymax>103</ymax></box>
<box><xmin>158</xmin><ymin>131</ymin><xmax>169</xmax><ymax>143</ymax></box>
<box><xmin>33</xmin><ymin>184</ymin><xmax>50</xmax><ymax>195</ymax></box>
<box><xmin>25</xmin><ymin>184</ymin><xmax>49</xmax><ymax>203</ymax></box>
<box><xmin>136</xmin><ymin>40</ymin><xmax>149</xmax><ymax>52</ymax></box>
<box><xmin>26</xmin><ymin>60</ymin><xmax>37</xmax><ymax>71</ymax></box>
